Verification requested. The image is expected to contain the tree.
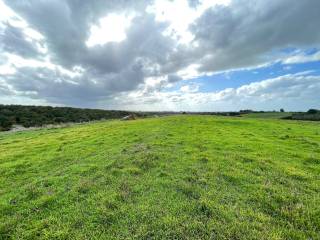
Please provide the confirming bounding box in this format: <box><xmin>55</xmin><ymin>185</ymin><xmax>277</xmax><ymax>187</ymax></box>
<box><xmin>307</xmin><ymin>109</ymin><xmax>318</xmax><ymax>114</ymax></box>
<box><xmin>0</xmin><ymin>104</ymin><xmax>136</xmax><ymax>131</ymax></box>
<box><xmin>0</xmin><ymin>116</ymin><xmax>12</xmax><ymax>131</ymax></box>
<box><xmin>280</xmin><ymin>108</ymin><xmax>285</xmax><ymax>112</ymax></box>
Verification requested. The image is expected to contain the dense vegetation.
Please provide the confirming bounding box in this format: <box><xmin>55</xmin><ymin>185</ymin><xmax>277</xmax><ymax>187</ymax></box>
<box><xmin>286</xmin><ymin>109</ymin><xmax>320</xmax><ymax>121</ymax></box>
<box><xmin>0</xmin><ymin>105</ymin><xmax>135</xmax><ymax>131</ymax></box>
<box><xmin>242</xmin><ymin>112</ymin><xmax>292</xmax><ymax>119</ymax></box>
<box><xmin>236</xmin><ymin>109</ymin><xmax>320</xmax><ymax>121</ymax></box>
<box><xmin>0</xmin><ymin>116</ymin><xmax>319</xmax><ymax>239</ymax></box>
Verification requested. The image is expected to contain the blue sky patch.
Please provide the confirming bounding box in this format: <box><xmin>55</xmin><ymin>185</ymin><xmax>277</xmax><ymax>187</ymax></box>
<box><xmin>168</xmin><ymin>60</ymin><xmax>320</xmax><ymax>93</ymax></box>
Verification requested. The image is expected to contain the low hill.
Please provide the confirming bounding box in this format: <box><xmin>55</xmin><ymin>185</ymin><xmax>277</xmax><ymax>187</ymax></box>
<box><xmin>0</xmin><ymin>116</ymin><xmax>319</xmax><ymax>239</ymax></box>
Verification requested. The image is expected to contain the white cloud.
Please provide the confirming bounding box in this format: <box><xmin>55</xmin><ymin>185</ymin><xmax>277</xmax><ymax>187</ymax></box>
<box><xmin>0</xmin><ymin>0</ymin><xmax>16</xmax><ymax>22</ymax></box>
<box><xmin>86</xmin><ymin>13</ymin><xmax>134</xmax><ymax>47</ymax></box>
<box><xmin>0</xmin><ymin>64</ymin><xmax>15</xmax><ymax>75</ymax></box>
<box><xmin>180</xmin><ymin>84</ymin><xmax>199</xmax><ymax>93</ymax></box>
<box><xmin>111</xmin><ymin>72</ymin><xmax>320</xmax><ymax>111</ymax></box>
<box><xmin>177</xmin><ymin>64</ymin><xmax>202</xmax><ymax>80</ymax></box>
<box><xmin>147</xmin><ymin>0</ymin><xmax>230</xmax><ymax>44</ymax></box>
<box><xmin>283</xmin><ymin>51</ymin><xmax>320</xmax><ymax>64</ymax></box>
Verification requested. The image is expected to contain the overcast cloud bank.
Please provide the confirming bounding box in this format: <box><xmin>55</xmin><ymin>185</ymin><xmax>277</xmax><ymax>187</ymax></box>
<box><xmin>0</xmin><ymin>0</ymin><xmax>319</xmax><ymax>110</ymax></box>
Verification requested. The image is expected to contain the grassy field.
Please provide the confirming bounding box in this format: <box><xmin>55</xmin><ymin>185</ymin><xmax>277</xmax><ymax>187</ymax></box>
<box><xmin>0</xmin><ymin>116</ymin><xmax>319</xmax><ymax>239</ymax></box>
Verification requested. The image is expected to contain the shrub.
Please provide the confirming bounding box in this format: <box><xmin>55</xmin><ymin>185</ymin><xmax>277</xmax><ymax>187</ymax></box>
<box><xmin>0</xmin><ymin>104</ymin><xmax>139</xmax><ymax>131</ymax></box>
<box><xmin>0</xmin><ymin>116</ymin><xmax>12</xmax><ymax>131</ymax></box>
<box><xmin>307</xmin><ymin>109</ymin><xmax>319</xmax><ymax>114</ymax></box>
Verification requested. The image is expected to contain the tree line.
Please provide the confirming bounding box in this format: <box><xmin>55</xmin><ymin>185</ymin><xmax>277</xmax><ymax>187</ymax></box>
<box><xmin>0</xmin><ymin>105</ymin><xmax>135</xmax><ymax>131</ymax></box>
<box><xmin>285</xmin><ymin>109</ymin><xmax>320</xmax><ymax>121</ymax></box>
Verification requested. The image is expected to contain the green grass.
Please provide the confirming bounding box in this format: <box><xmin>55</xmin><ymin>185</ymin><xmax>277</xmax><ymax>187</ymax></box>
<box><xmin>0</xmin><ymin>116</ymin><xmax>319</xmax><ymax>239</ymax></box>
<box><xmin>242</xmin><ymin>112</ymin><xmax>292</xmax><ymax>119</ymax></box>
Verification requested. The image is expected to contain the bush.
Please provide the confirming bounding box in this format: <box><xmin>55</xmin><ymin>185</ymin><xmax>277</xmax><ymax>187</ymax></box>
<box><xmin>0</xmin><ymin>116</ymin><xmax>12</xmax><ymax>131</ymax></box>
<box><xmin>307</xmin><ymin>109</ymin><xmax>319</xmax><ymax>114</ymax></box>
<box><xmin>0</xmin><ymin>105</ymin><xmax>138</xmax><ymax>131</ymax></box>
<box><xmin>290</xmin><ymin>112</ymin><xmax>320</xmax><ymax>121</ymax></box>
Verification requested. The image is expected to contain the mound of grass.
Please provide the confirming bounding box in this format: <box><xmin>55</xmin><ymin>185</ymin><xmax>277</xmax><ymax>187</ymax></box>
<box><xmin>0</xmin><ymin>116</ymin><xmax>319</xmax><ymax>239</ymax></box>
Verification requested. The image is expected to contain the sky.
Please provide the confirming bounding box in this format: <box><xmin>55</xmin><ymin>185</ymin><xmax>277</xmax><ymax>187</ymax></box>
<box><xmin>0</xmin><ymin>0</ymin><xmax>319</xmax><ymax>111</ymax></box>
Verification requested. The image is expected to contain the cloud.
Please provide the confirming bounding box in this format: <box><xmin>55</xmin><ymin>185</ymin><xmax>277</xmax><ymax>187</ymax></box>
<box><xmin>283</xmin><ymin>51</ymin><xmax>320</xmax><ymax>64</ymax></box>
<box><xmin>0</xmin><ymin>0</ymin><xmax>319</xmax><ymax>110</ymax></box>
<box><xmin>0</xmin><ymin>23</ymin><xmax>43</xmax><ymax>58</ymax></box>
<box><xmin>189</xmin><ymin>0</ymin><xmax>320</xmax><ymax>73</ymax></box>
<box><xmin>112</xmin><ymin>72</ymin><xmax>320</xmax><ymax>111</ymax></box>
<box><xmin>180</xmin><ymin>84</ymin><xmax>200</xmax><ymax>93</ymax></box>
<box><xmin>0</xmin><ymin>0</ymin><xmax>178</xmax><ymax>105</ymax></box>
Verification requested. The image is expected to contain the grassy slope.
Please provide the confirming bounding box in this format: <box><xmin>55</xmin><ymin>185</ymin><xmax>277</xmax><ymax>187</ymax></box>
<box><xmin>0</xmin><ymin>116</ymin><xmax>319</xmax><ymax>239</ymax></box>
<box><xmin>241</xmin><ymin>112</ymin><xmax>292</xmax><ymax>119</ymax></box>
